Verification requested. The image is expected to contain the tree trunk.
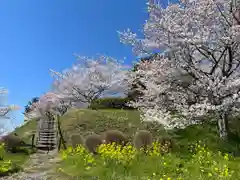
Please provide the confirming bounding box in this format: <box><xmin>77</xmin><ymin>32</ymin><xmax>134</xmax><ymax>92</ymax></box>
<box><xmin>57</xmin><ymin>115</ymin><xmax>67</xmax><ymax>150</ymax></box>
<box><xmin>217</xmin><ymin>112</ymin><xmax>229</xmax><ymax>141</ymax></box>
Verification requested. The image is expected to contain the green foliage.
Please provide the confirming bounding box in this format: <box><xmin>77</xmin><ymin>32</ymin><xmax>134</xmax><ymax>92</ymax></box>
<box><xmin>59</xmin><ymin>142</ymin><xmax>238</xmax><ymax>180</ymax></box>
<box><xmin>15</xmin><ymin>109</ymin><xmax>168</xmax><ymax>149</ymax></box>
<box><xmin>84</xmin><ymin>134</ymin><xmax>103</xmax><ymax>154</ymax></box>
<box><xmin>70</xmin><ymin>134</ymin><xmax>84</xmax><ymax>148</ymax></box>
<box><xmin>102</xmin><ymin>130</ymin><xmax>128</xmax><ymax>146</ymax></box>
<box><xmin>9</xmin><ymin>108</ymin><xmax>240</xmax><ymax>178</ymax></box>
<box><xmin>2</xmin><ymin>135</ymin><xmax>27</xmax><ymax>153</ymax></box>
<box><xmin>23</xmin><ymin>97</ymin><xmax>39</xmax><ymax>114</ymax></box>
<box><xmin>88</xmin><ymin>97</ymin><xmax>133</xmax><ymax>110</ymax></box>
<box><xmin>133</xmin><ymin>130</ymin><xmax>153</xmax><ymax>150</ymax></box>
<box><xmin>0</xmin><ymin>143</ymin><xmax>26</xmax><ymax>177</ymax></box>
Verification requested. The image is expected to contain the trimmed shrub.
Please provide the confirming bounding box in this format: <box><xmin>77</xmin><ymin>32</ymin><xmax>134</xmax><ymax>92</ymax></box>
<box><xmin>1</xmin><ymin>135</ymin><xmax>26</xmax><ymax>153</ymax></box>
<box><xmin>133</xmin><ymin>130</ymin><xmax>153</xmax><ymax>150</ymax></box>
<box><xmin>88</xmin><ymin>97</ymin><xmax>134</xmax><ymax>110</ymax></box>
<box><xmin>102</xmin><ymin>130</ymin><xmax>128</xmax><ymax>146</ymax></box>
<box><xmin>84</xmin><ymin>134</ymin><xmax>103</xmax><ymax>154</ymax></box>
<box><xmin>70</xmin><ymin>134</ymin><xmax>84</xmax><ymax>148</ymax></box>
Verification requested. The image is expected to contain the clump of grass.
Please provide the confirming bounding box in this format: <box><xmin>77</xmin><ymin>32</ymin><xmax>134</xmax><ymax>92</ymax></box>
<box><xmin>2</xmin><ymin>134</ymin><xmax>26</xmax><ymax>153</ymax></box>
<box><xmin>70</xmin><ymin>134</ymin><xmax>84</xmax><ymax>148</ymax></box>
<box><xmin>133</xmin><ymin>130</ymin><xmax>153</xmax><ymax>151</ymax></box>
<box><xmin>84</xmin><ymin>134</ymin><xmax>103</xmax><ymax>154</ymax></box>
<box><xmin>102</xmin><ymin>130</ymin><xmax>128</xmax><ymax>146</ymax></box>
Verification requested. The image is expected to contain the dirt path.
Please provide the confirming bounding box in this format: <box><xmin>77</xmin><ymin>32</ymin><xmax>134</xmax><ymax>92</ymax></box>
<box><xmin>0</xmin><ymin>150</ymin><xmax>69</xmax><ymax>180</ymax></box>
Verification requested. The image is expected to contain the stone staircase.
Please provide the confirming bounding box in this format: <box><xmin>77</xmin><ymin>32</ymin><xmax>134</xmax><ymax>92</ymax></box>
<box><xmin>35</xmin><ymin>118</ymin><xmax>58</xmax><ymax>151</ymax></box>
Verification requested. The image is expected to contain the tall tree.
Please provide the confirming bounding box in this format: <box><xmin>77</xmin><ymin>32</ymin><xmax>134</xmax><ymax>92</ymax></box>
<box><xmin>119</xmin><ymin>0</ymin><xmax>240</xmax><ymax>140</ymax></box>
<box><xmin>50</xmin><ymin>55</ymin><xmax>128</xmax><ymax>107</ymax></box>
<box><xmin>26</xmin><ymin>54</ymin><xmax>128</xmax><ymax>149</ymax></box>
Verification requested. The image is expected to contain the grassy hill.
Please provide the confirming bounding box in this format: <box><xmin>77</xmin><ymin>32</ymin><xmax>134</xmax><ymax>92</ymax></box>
<box><xmin>13</xmin><ymin>109</ymin><xmax>240</xmax><ymax>155</ymax></box>
<box><xmin>14</xmin><ymin>109</ymin><xmax>166</xmax><ymax>146</ymax></box>
<box><xmin>4</xmin><ymin>108</ymin><xmax>240</xmax><ymax>179</ymax></box>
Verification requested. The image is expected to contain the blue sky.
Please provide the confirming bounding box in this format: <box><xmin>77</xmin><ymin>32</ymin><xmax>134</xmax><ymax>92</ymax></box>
<box><xmin>0</xmin><ymin>0</ymin><xmax>151</xmax><ymax>129</ymax></box>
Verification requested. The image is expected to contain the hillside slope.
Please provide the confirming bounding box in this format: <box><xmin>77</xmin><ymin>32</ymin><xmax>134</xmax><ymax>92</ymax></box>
<box><xmin>13</xmin><ymin>109</ymin><xmax>240</xmax><ymax>155</ymax></box>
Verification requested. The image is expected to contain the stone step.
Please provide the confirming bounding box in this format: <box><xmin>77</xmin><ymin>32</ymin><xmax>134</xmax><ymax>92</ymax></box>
<box><xmin>40</xmin><ymin>124</ymin><xmax>57</xmax><ymax>127</ymax></box>
<box><xmin>39</xmin><ymin>126</ymin><xmax>57</xmax><ymax>129</ymax></box>
<box><xmin>37</xmin><ymin>138</ymin><xmax>57</xmax><ymax>141</ymax></box>
<box><xmin>38</xmin><ymin>139</ymin><xmax>57</xmax><ymax>142</ymax></box>
<box><xmin>38</xmin><ymin>137</ymin><xmax>57</xmax><ymax>140</ymax></box>
<box><xmin>40</xmin><ymin>122</ymin><xmax>56</xmax><ymax>124</ymax></box>
<box><xmin>34</xmin><ymin>129</ymin><xmax>57</xmax><ymax>132</ymax></box>
<box><xmin>37</xmin><ymin>142</ymin><xmax>57</xmax><ymax>145</ymax></box>
<box><xmin>40</xmin><ymin>122</ymin><xmax>56</xmax><ymax>125</ymax></box>
<box><xmin>38</xmin><ymin>136</ymin><xmax>57</xmax><ymax>140</ymax></box>
<box><xmin>38</xmin><ymin>134</ymin><xmax>57</xmax><ymax>137</ymax></box>
<box><xmin>41</xmin><ymin>120</ymin><xmax>56</xmax><ymax>123</ymax></box>
<box><xmin>38</xmin><ymin>129</ymin><xmax>57</xmax><ymax>133</ymax></box>
<box><xmin>36</xmin><ymin>141</ymin><xmax>57</xmax><ymax>146</ymax></box>
<box><xmin>36</xmin><ymin>145</ymin><xmax>57</xmax><ymax>149</ymax></box>
<box><xmin>37</xmin><ymin>141</ymin><xmax>57</xmax><ymax>145</ymax></box>
<box><xmin>38</xmin><ymin>137</ymin><xmax>57</xmax><ymax>141</ymax></box>
<box><xmin>38</xmin><ymin>133</ymin><xmax>57</xmax><ymax>136</ymax></box>
<box><xmin>39</xmin><ymin>124</ymin><xmax>56</xmax><ymax>126</ymax></box>
<box><xmin>39</xmin><ymin>124</ymin><xmax>56</xmax><ymax>127</ymax></box>
<box><xmin>40</xmin><ymin>124</ymin><xmax>56</xmax><ymax>126</ymax></box>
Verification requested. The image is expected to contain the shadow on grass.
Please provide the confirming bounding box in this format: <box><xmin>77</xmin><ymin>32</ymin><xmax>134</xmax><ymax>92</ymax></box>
<box><xmin>169</xmin><ymin>121</ymin><xmax>240</xmax><ymax>157</ymax></box>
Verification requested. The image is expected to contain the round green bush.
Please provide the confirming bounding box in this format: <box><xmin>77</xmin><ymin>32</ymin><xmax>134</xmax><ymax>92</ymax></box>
<box><xmin>102</xmin><ymin>130</ymin><xmax>128</xmax><ymax>146</ymax></box>
<box><xmin>84</xmin><ymin>134</ymin><xmax>103</xmax><ymax>154</ymax></box>
<box><xmin>133</xmin><ymin>130</ymin><xmax>153</xmax><ymax>150</ymax></box>
<box><xmin>2</xmin><ymin>135</ymin><xmax>26</xmax><ymax>153</ymax></box>
<box><xmin>70</xmin><ymin>134</ymin><xmax>84</xmax><ymax>148</ymax></box>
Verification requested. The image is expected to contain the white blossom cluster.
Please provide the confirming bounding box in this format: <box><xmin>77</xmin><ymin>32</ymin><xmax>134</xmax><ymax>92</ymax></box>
<box><xmin>26</xmin><ymin>55</ymin><xmax>128</xmax><ymax>120</ymax></box>
<box><xmin>119</xmin><ymin>0</ymin><xmax>240</xmax><ymax>129</ymax></box>
<box><xmin>25</xmin><ymin>92</ymin><xmax>67</xmax><ymax>119</ymax></box>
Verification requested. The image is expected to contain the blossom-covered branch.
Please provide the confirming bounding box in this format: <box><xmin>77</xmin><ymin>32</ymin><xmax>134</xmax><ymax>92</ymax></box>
<box><xmin>50</xmin><ymin>55</ymin><xmax>129</xmax><ymax>107</ymax></box>
<box><xmin>119</xmin><ymin>0</ymin><xmax>240</xmax><ymax>139</ymax></box>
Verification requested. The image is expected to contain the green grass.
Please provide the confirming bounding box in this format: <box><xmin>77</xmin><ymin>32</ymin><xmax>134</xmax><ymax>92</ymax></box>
<box><xmin>59</xmin><ymin>109</ymin><xmax>167</xmax><ymax>144</ymax></box>
<box><xmin>0</xmin><ymin>145</ymin><xmax>31</xmax><ymax>176</ymax></box>
<box><xmin>13</xmin><ymin>119</ymin><xmax>37</xmax><ymax>144</ymax></box>
<box><xmin>13</xmin><ymin>109</ymin><xmax>240</xmax><ymax>154</ymax></box>
<box><xmin>0</xmin><ymin>119</ymin><xmax>37</xmax><ymax>176</ymax></box>
<box><xmin>9</xmin><ymin>108</ymin><xmax>240</xmax><ymax>179</ymax></box>
<box><xmin>57</xmin><ymin>142</ymin><xmax>240</xmax><ymax>180</ymax></box>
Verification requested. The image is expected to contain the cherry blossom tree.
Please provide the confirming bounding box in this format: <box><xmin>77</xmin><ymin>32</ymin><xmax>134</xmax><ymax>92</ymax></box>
<box><xmin>25</xmin><ymin>92</ymin><xmax>70</xmax><ymax>149</ymax></box>
<box><xmin>25</xmin><ymin>54</ymin><xmax>128</xmax><ymax>148</ymax></box>
<box><xmin>49</xmin><ymin>54</ymin><xmax>129</xmax><ymax>107</ymax></box>
<box><xmin>119</xmin><ymin>0</ymin><xmax>240</xmax><ymax>140</ymax></box>
<box><xmin>25</xmin><ymin>92</ymin><xmax>68</xmax><ymax>119</ymax></box>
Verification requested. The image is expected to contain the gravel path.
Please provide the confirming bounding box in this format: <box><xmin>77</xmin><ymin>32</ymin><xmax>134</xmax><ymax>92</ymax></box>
<box><xmin>0</xmin><ymin>150</ymin><xmax>64</xmax><ymax>180</ymax></box>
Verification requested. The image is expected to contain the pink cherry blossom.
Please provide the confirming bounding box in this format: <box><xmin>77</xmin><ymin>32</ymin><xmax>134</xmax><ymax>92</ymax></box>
<box><xmin>119</xmin><ymin>0</ymin><xmax>240</xmax><ymax>139</ymax></box>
